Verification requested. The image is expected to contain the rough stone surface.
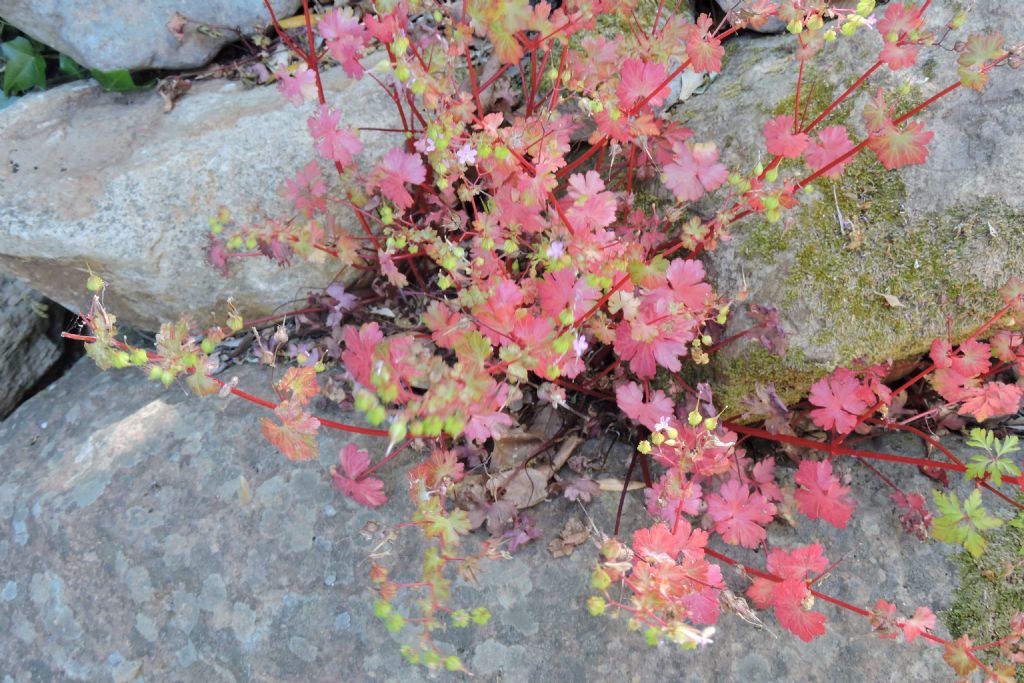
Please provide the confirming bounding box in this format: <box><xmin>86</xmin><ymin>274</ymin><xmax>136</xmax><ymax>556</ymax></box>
<box><xmin>0</xmin><ymin>274</ymin><xmax>63</xmax><ymax>419</ymax></box>
<box><xmin>715</xmin><ymin>0</ymin><xmax>861</xmax><ymax>34</ymax></box>
<box><xmin>0</xmin><ymin>61</ymin><xmax>399</xmax><ymax>331</ymax></box>
<box><xmin>0</xmin><ymin>357</ymin><xmax>986</xmax><ymax>680</ymax></box>
<box><xmin>676</xmin><ymin>1</ymin><xmax>1024</xmax><ymax>407</ymax></box>
<box><xmin>0</xmin><ymin>1</ymin><xmax>301</xmax><ymax>72</ymax></box>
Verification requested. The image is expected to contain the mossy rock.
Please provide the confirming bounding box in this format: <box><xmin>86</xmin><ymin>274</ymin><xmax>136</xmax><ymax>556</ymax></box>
<box><xmin>944</xmin><ymin>506</ymin><xmax>1024</xmax><ymax>678</ymax></box>
<box><xmin>665</xmin><ymin>2</ymin><xmax>1024</xmax><ymax>412</ymax></box>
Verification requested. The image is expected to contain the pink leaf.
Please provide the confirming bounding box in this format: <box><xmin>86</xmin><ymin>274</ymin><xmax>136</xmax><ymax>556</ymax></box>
<box><xmin>867</xmin><ymin>121</ymin><xmax>934</xmax><ymax>170</ymax></box>
<box><xmin>375</xmin><ymin>148</ymin><xmax>426</xmax><ymax>209</ymax></box>
<box><xmin>764</xmin><ymin>115</ymin><xmax>808</xmax><ymax>159</ymax></box>
<box><xmin>958</xmin><ymin>382</ymin><xmax>1023</xmax><ymax>421</ymax></box>
<box><xmin>901</xmin><ymin>606</ymin><xmax>936</xmax><ymax>643</ymax></box>
<box><xmin>685</xmin><ymin>14</ymin><xmax>724</xmax><ymax>73</ymax></box>
<box><xmin>564</xmin><ymin>171</ymin><xmax>617</xmax><ymax>231</ymax></box>
<box><xmin>615</xmin><ymin>381</ymin><xmax>674</xmax><ymax>430</ymax></box>
<box><xmin>706</xmin><ymin>478</ymin><xmax>776</xmax><ymax>549</ymax></box>
<box><xmin>808</xmin><ymin>371</ymin><xmax>868</xmax><ymax>434</ymax></box>
<box><xmin>332</xmin><ymin>443</ymin><xmax>387</xmax><ymax>507</ymax></box>
<box><xmin>794</xmin><ymin>460</ymin><xmax>856</xmax><ymax>528</ymax></box>
<box><xmin>275</xmin><ymin>63</ymin><xmax>317</xmax><ymax>105</ymax></box>
<box><xmin>804</xmin><ymin>125</ymin><xmax>855</xmax><ymax>178</ymax></box>
<box><xmin>773</xmin><ymin>579</ymin><xmax>827</xmax><ymax>642</ymax></box>
<box><xmin>318</xmin><ymin>8</ymin><xmax>369</xmax><ymax>79</ymax></box>
<box><xmin>662</xmin><ymin>141</ymin><xmax>727</xmax><ymax>202</ymax></box>
<box><xmin>617</xmin><ymin>58</ymin><xmax>670</xmax><ymax>110</ymax></box>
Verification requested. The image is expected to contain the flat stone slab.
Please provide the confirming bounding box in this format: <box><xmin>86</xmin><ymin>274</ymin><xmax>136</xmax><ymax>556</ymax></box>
<box><xmin>0</xmin><ymin>358</ymin><xmax>977</xmax><ymax>680</ymax></box>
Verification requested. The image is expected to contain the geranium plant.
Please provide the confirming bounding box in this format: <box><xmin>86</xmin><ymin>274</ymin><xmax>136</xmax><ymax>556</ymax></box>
<box><xmin>72</xmin><ymin>0</ymin><xmax>1024</xmax><ymax>678</ymax></box>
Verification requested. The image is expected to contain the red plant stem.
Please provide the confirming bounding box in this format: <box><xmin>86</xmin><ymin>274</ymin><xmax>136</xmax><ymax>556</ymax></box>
<box><xmin>838</xmin><ymin>301</ymin><xmax>1015</xmax><ymax>442</ymax></box>
<box><xmin>262</xmin><ymin>0</ymin><xmax>308</xmax><ymax>62</ymax></box>
<box><xmin>801</xmin><ymin>61</ymin><xmax>882</xmax><ymax>134</ymax></box>
<box><xmin>794</xmin><ymin>58</ymin><xmax>805</xmax><ymax>130</ymax></box>
<box><xmin>703</xmin><ymin>546</ymin><xmax>997</xmax><ymax>675</ymax></box>
<box><xmin>360</xmin><ymin>439</ymin><xmax>412</xmax><ymax>478</ymax></box>
<box><xmin>728</xmin><ymin>421</ymin><xmax>984</xmax><ymax>474</ymax></box>
<box><xmin>63</xmin><ymin>332</ymin><xmax>389</xmax><ymax>437</ymax></box>
<box><xmin>464</xmin><ymin>45</ymin><xmax>483</xmax><ymax>116</ymax></box>
<box><xmin>614</xmin><ymin>450</ymin><xmax>640</xmax><ymax>537</ymax></box>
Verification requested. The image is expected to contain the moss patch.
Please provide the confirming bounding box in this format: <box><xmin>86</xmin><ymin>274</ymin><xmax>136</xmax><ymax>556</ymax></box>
<box><xmin>944</xmin><ymin>507</ymin><xmax>1024</xmax><ymax>677</ymax></box>
<box><xmin>711</xmin><ymin>152</ymin><xmax>1024</xmax><ymax>411</ymax></box>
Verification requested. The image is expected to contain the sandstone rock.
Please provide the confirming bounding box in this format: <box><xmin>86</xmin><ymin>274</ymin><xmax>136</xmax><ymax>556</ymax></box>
<box><xmin>0</xmin><ymin>357</ymin><xmax>969</xmax><ymax>680</ymax></box>
<box><xmin>677</xmin><ymin>1</ymin><xmax>1024</xmax><ymax>408</ymax></box>
<box><xmin>0</xmin><ymin>0</ymin><xmax>301</xmax><ymax>71</ymax></box>
<box><xmin>0</xmin><ymin>61</ymin><xmax>400</xmax><ymax>331</ymax></box>
<box><xmin>0</xmin><ymin>275</ymin><xmax>63</xmax><ymax>419</ymax></box>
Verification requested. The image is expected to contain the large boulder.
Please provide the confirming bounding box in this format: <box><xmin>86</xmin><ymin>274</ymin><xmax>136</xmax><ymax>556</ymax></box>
<box><xmin>0</xmin><ymin>356</ymin><xmax>967</xmax><ymax>680</ymax></box>
<box><xmin>0</xmin><ymin>1</ymin><xmax>301</xmax><ymax>72</ymax></box>
<box><xmin>0</xmin><ymin>62</ymin><xmax>399</xmax><ymax>331</ymax></box>
<box><xmin>676</xmin><ymin>2</ymin><xmax>1024</xmax><ymax>408</ymax></box>
<box><xmin>0</xmin><ymin>274</ymin><xmax>63</xmax><ymax>419</ymax></box>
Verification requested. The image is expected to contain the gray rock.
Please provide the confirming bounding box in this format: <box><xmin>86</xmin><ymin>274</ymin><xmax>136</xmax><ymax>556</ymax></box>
<box><xmin>715</xmin><ymin>0</ymin><xmax>861</xmax><ymax>34</ymax></box>
<box><xmin>0</xmin><ymin>0</ymin><xmax>301</xmax><ymax>71</ymax></box>
<box><xmin>0</xmin><ymin>275</ymin><xmax>62</xmax><ymax>419</ymax></box>
<box><xmin>0</xmin><ymin>61</ymin><xmax>399</xmax><ymax>331</ymax></box>
<box><xmin>0</xmin><ymin>356</ymin><xmax>980</xmax><ymax>680</ymax></box>
<box><xmin>677</xmin><ymin>1</ymin><xmax>1024</xmax><ymax>407</ymax></box>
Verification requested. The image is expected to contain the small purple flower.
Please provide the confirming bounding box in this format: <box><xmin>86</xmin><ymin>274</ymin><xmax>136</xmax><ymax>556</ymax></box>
<box><xmin>573</xmin><ymin>334</ymin><xmax>589</xmax><ymax>358</ymax></box>
<box><xmin>456</xmin><ymin>143</ymin><xmax>477</xmax><ymax>166</ymax></box>
<box><xmin>286</xmin><ymin>342</ymin><xmax>320</xmax><ymax>368</ymax></box>
<box><xmin>414</xmin><ymin>136</ymin><xmax>436</xmax><ymax>154</ymax></box>
<box><xmin>325</xmin><ymin>283</ymin><xmax>358</xmax><ymax>327</ymax></box>
<box><xmin>547</xmin><ymin>240</ymin><xmax>564</xmax><ymax>259</ymax></box>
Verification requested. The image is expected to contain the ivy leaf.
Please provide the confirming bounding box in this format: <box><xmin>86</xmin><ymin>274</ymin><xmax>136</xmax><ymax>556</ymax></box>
<box><xmin>58</xmin><ymin>54</ymin><xmax>85</xmax><ymax>79</ymax></box>
<box><xmin>2</xmin><ymin>37</ymin><xmax>46</xmax><ymax>95</ymax></box>
<box><xmin>89</xmin><ymin>68</ymin><xmax>139</xmax><ymax>92</ymax></box>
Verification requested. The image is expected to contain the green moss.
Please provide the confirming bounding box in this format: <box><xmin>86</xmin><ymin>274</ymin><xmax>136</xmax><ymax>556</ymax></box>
<box><xmin>710</xmin><ymin>151</ymin><xmax>1024</xmax><ymax>410</ymax></box>
<box><xmin>713</xmin><ymin>347</ymin><xmax>821</xmax><ymax>417</ymax></box>
<box><xmin>944</xmin><ymin>507</ymin><xmax>1024</xmax><ymax>677</ymax></box>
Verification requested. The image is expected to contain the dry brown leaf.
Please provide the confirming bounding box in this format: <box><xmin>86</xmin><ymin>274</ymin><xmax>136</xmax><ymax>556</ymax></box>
<box><xmin>548</xmin><ymin>517</ymin><xmax>589</xmax><ymax>558</ymax></box>
<box><xmin>595</xmin><ymin>477</ymin><xmax>646</xmax><ymax>492</ymax></box>
<box><xmin>487</xmin><ymin>467</ymin><xmax>549</xmax><ymax>509</ymax></box>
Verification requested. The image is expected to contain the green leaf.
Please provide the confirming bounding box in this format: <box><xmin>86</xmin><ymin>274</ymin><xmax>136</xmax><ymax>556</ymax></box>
<box><xmin>89</xmin><ymin>68</ymin><xmax>138</xmax><ymax>92</ymax></box>
<box><xmin>932</xmin><ymin>490</ymin><xmax>1004</xmax><ymax>558</ymax></box>
<box><xmin>58</xmin><ymin>53</ymin><xmax>85</xmax><ymax>78</ymax></box>
<box><xmin>1</xmin><ymin>37</ymin><xmax>46</xmax><ymax>95</ymax></box>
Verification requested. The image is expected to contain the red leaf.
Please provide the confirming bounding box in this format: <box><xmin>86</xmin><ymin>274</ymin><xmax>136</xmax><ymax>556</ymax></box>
<box><xmin>617</xmin><ymin>58</ymin><xmax>670</xmax><ymax>110</ymax></box>
<box><xmin>663</xmin><ymin>141</ymin><xmax>727</xmax><ymax>203</ymax></box>
<box><xmin>794</xmin><ymin>460</ymin><xmax>856</xmax><ymax>528</ymax></box>
<box><xmin>901</xmin><ymin>605</ymin><xmax>936</xmax><ymax>643</ymax></box>
<box><xmin>804</xmin><ymin>125</ymin><xmax>855</xmax><ymax>178</ymax></box>
<box><xmin>616</xmin><ymin>381</ymin><xmax>674</xmax><ymax>430</ymax></box>
<box><xmin>706</xmin><ymin>478</ymin><xmax>776</xmax><ymax>549</ymax></box>
<box><xmin>958</xmin><ymin>382</ymin><xmax>1023</xmax><ymax>421</ymax></box>
<box><xmin>375</xmin><ymin>148</ymin><xmax>426</xmax><ymax>209</ymax></box>
<box><xmin>277</xmin><ymin>366</ymin><xmax>320</xmax><ymax>406</ymax></box>
<box><xmin>317</xmin><ymin>8</ymin><xmax>369</xmax><ymax>80</ymax></box>
<box><xmin>867</xmin><ymin>121</ymin><xmax>934</xmax><ymax>170</ymax></box>
<box><xmin>764</xmin><ymin>115</ymin><xmax>808</xmax><ymax>159</ymax></box>
<box><xmin>685</xmin><ymin>14</ymin><xmax>724</xmax><ymax>73</ymax></box>
<box><xmin>808</xmin><ymin>371</ymin><xmax>868</xmax><ymax>434</ymax></box>
<box><xmin>332</xmin><ymin>443</ymin><xmax>387</xmax><ymax>507</ymax></box>
<box><xmin>261</xmin><ymin>400</ymin><xmax>320</xmax><ymax>462</ymax></box>
<box><xmin>773</xmin><ymin>579</ymin><xmax>827</xmax><ymax>642</ymax></box>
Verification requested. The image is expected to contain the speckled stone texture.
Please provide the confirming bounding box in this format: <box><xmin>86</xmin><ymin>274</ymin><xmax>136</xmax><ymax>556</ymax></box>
<box><xmin>0</xmin><ymin>358</ymin><xmax>976</xmax><ymax>681</ymax></box>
